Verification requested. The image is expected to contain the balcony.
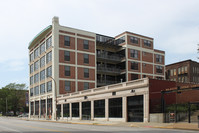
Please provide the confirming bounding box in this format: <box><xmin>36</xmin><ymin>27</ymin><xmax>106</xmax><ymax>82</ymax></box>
<box><xmin>97</xmin><ymin>54</ymin><xmax>125</xmax><ymax>63</ymax></box>
<box><xmin>97</xmin><ymin>66</ymin><xmax>122</xmax><ymax>75</ymax></box>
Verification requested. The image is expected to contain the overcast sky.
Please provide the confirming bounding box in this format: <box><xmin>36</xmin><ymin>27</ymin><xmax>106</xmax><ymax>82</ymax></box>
<box><xmin>0</xmin><ymin>0</ymin><xmax>199</xmax><ymax>88</ymax></box>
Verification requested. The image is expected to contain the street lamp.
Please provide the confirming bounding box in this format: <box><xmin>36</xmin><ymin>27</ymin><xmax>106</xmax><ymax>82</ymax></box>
<box><xmin>48</xmin><ymin>76</ymin><xmax>57</xmax><ymax>121</ymax></box>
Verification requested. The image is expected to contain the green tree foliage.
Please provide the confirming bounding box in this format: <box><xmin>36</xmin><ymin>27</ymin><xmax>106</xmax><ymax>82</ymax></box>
<box><xmin>0</xmin><ymin>83</ymin><xmax>28</xmax><ymax>116</ymax></box>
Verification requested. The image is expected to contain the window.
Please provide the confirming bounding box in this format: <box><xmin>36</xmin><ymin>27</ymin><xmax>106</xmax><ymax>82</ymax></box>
<box><xmin>174</xmin><ymin>69</ymin><xmax>176</xmax><ymax>75</ymax></box>
<box><xmin>72</xmin><ymin>102</ymin><xmax>79</xmax><ymax>117</ymax></box>
<box><xmin>40</xmin><ymin>56</ymin><xmax>45</xmax><ymax>68</ymax></box>
<box><xmin>65</xmin><ymin>66</ymin><xmax>70</xmax><ymax>76</ymax></box>
<box><xmin>130</xmin><ymin>36</ymin><xmax>138</xmax><ymax>44</ymax></box>
<box><xmin>40</xmin><ymin>42</ymin><xmax>45</xmax><ymax>54</ymax></box>
<box><xmin>30</xmin><ymin>102</ymin><xmax>34</xmax><ymax>115</ymax></box>
<box><xmin>34</xmin><ymin>47</ymin><xmax>39</xmax><ymax>59</ymax></box>
<box><xmin>130</xmin><ymin>49</ymin><xmax>138</xmax><ymax>58</ymax></box>
<box><xmin>178</xmin><ymin>67</ymin><xmax>181</xmax><ymax>75</ymax></box>
<box><xmin>64</xmin><ymin>36</ymin><xmax>70</xmax><ymax>46</ymax></box>
<box><xmin>156</xmin><ymin>55</ymin><xmax>162</xmax><ymax>63</ymax></box>
<box><xmin>63</xmin><ymin>104</ymin><xmax>70</xmax><ymax>117</ymax></box>
<box><xmin>94</xmin><ymin>100</ymin><xmax>105</xmax><ymax>118</ymax></box>
<box><xmin>82</xmin><ymin>101</ymin><xmax>91</xmax><ymax>120</ymax></box>
<box><xmin>84</xmin><ymin>82</ymin><xmax>89</xmax><ymax>90</ymax></box>
<box><xmin>30</xmin><ymin>88</ymin><xmax>33</xmax><ymax>96</ymax></box>
<box><xmin>131</xmin><ymin>61</ymin><xmax>138</xmax><ymax>70</ymax></box>
<box><xmin>34</xmin><ymin>86</ymin><xmax>39</xmax><ymax>96</ymax></box>
<box><xmin>30</xmin><ymin>76</ymin><xmax>34</xmax><ymax>85</ymax></box>
<box><xmin>143</xmin><ymin>40</ymin><xmax>151</xmax><ymax>47</ymax></box>
<box><xmin>65</xmin><ymin>81</ymin><xmax>71</xmax><ymax>91</ymax></box>
<box><xmin>109</xmin><ymin>98</ymin><xmax>122</xmax><ymax>118</ymax></box>
<box><xmin>84</xmin><ymin>54</ymin><xmax>89</xmax><ymax>64</ymax></box>
<box><xmin>156</xmin><ymin>66</ymin><xmax>163</xmax><ymax>73</ymax></box>
<box><xmin>47</xmin><ymin>98</ymin><xmax>52</xmax><ymax>115</ymax></box>
<box><xmin>40</xmin><ymin>70</ymin><xmax>45</xmax><ymax>81</ymax></box>
<box><xmin>84</xmin><ymin>68</ymin><xmax>89</xmax><ymax>78</ymax></box>
<box><xmin>30</xmin><ymin>53</ymin><xmax>34</xmax><ymax>62</ymax></box>
<box><xmin>35</xmin><ymin>101</ymin><xmax>39</xmax><ymax>115</ymax></box>
<box><xmin>83</xmin><ymin>40</ymin><xmax>89</xmax><ymax>49</ymax></box>
<box><xmin>40</xmin><ymin>83</ymin><xmax>45</xmax><ymax>94</ymax></box>
<box><xmin>34</xmin><ymin>60</ymin><xmax>39</xmax><ymax>71</ymax></box>
<box><xmin>34</xmin><ymin>73</ymin><xmax>39</xmax><ymax>83</ymax></box>
<box><xmin>30</xmin><ymin>64</ymin><xmax>33</xmax><ymax>74</ymax></box>
<box><xmin>46</xmin><ymin>51</ymin><xmax>52</xmax><ymax>63</ymax></box>
<box><xmin>64</xmin><ymin>51</ymin><xmax>70</xmax><ymax>61</ymax></box>
<box><xmin>41</xmin><ymin>100</ymin><xmax>46</xmax><ymax>115</ymax></box>
<box><xmin>47</xmin><ymin>66</ymin><xmax>52</xmax><ymax>77</ymax></box>
<box><xmin>184</xmin><ymin>66</ymin><xmax>188</xmax><ymax>73</ymax></box>
<box><xmin>47</xmin><ymin>81</ymin><xmax>52</xmax><ymax>92</ymax></box>
<box><xmin>46</xmin><ymin>36</ymin><xmax>52</xmax><ymax>49</ymax></box>
<box><xmin>182</xmin><ymin>67</ymin><xmax>184</xmax><ymax>74</ymax></box>
<box><xmin>170</xmin><ymin>69</ymin><xmax>173</xmax><ymax>76</ymax></box>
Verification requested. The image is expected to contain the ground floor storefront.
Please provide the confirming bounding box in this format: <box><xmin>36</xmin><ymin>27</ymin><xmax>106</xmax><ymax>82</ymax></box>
<box><xmin>29</xmin><ymin>79</ymin><xmax>150</xmax><ymax>122</ymax></box>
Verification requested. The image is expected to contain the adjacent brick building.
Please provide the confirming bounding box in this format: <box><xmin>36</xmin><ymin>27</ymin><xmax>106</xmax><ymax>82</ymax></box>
<box><xmin>28</xmin><ymin>17</ymin><xmax>165</xmax><ymax>120</ymax></box>
<box><xmin>166</xmin><ymin>60</ymin><xmax>199</xmax><ymax>83</ymax></box>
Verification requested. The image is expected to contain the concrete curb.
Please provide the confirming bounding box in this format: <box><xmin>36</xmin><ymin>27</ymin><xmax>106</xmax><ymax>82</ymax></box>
<box><xmin>18</xmin><ymin>118</ymin><xmax>199</xmax><ymax>131</ymax></box>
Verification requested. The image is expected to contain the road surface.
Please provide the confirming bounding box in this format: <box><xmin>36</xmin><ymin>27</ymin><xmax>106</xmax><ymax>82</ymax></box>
<box><xmin>0</xmin><ymin>117</ymin><xmax>197</xmax><ymax>133</ymax></box>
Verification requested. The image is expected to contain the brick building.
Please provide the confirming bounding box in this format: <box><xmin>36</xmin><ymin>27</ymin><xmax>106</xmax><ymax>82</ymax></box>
<box><xmin>166</xmin><ymin>60</ymin><xmax>199</xmax><ymax>83</ymax></box>
<box><xmin>28</xmin><ymin>17</ymin><xmax>165</xmax><ymax>120</ymax></box>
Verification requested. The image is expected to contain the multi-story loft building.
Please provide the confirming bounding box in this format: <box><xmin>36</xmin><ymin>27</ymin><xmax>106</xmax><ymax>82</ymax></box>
<box><xmin>166</xmin><ymin>60</ymin><xmax>199</xmax><ymax>83</ymax></box>
<box><xmin>28</xmin><ymin>17</ymin><xmax>165</xmax><ymax>120</ymax></box>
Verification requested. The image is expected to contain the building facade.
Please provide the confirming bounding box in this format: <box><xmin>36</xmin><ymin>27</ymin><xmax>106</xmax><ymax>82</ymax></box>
<box><xmin>166</xmin><ymin>60</ymin><xmax>199</xmax><ymax>83</ymax></box>
<box><xmin>28</xmin><ymin>17</ymin><xmax>165</xmax><ymax>121</ymax></box>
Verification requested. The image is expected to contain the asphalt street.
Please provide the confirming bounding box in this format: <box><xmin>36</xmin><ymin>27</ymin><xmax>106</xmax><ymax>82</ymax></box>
<box><xmin>0</xmin><ymin>117</ymin><xmax>198</xmax><ymax>133</ymax></box>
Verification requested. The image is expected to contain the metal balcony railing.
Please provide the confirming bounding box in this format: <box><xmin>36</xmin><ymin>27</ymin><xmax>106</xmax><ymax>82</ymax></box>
<box><xmin>97</xmin><ymin>66</ymin><xmax>121</xmax><ymax>74</ymax></box>
<box><xmin>97</xmin><ymin>54</ymin><xmax>124</xmax><ymax>62</ymax></box>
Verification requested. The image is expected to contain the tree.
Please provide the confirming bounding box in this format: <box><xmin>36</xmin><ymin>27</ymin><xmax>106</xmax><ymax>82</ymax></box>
<box><xmin>0</xmin><ymin>83</ymin><xmax>28</xmax><ymax>116</ymax></box>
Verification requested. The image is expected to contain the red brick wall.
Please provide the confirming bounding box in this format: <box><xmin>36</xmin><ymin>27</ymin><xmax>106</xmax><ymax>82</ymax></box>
<box><xmin>142</xmin><ymin>63</ymin><xmax>153</xmax><ymax>74</ymax></box>
<box><xmin>59</xmin><ymin>35</ymin><xmax>75</xmax><ymax>50</ymax></box>
<box><xmin>128</xmin><ymin>73</ymin><xmax>141</xmax><ymax>81</ymax></box>
<box><xmin>77</xmin><ymin>38</ymin><xmax>95</xmax><ymax>53</ymax></box>
<box><xmin>128</xmin><ymin>48</ymin><xmax>140</xmax><ymax>61</ymax></box>
<box><xmin>142</xmin><ymin>52</ymin><xmax>153</xmax><ymax>63</ymax></box>
<box><xmin>77</xmin><ymin>53</ymin><xmax>95</xmax><ymax>67</ymax></box>
<box><xmin>78</xmin><ymin>82</ymin><xmax>95</xmax><ymax>91</ymax></box>
<box><xmin>127</xmin><ymin>35</ymin><xmax>141</xmax><ymax>47</ymax></box>
<box><xmin>59</xmin><ymin>80</ymin><xmax>75</xmax><ymax>94</ymax></box>
<box><xmin>59</xmin><ymin>65</ymin><xmax>75</xmax><ymax>79</ymax></box>
<box><xmin>59</xmin><ymin>50</ymin><xmax>75</xmax><ymax>64</ymax></box>
<box><xmin>77</xmin><ymin>67</ymin><xmax>95</xmax><ymax>80</ymax></box>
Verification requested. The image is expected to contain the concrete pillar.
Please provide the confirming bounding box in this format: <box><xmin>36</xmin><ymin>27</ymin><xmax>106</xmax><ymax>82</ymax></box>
<box><xmin>105</xmin><ymin>99</ymin><xmax>109</xmax><ymax>121</ymax></box>
<box><xmin>61</xmin><ymin>104</ymin><xmax>63</xmax><ymax>120</ymax></box>
<box><xmin>45</xmin><ymin>96</ymin><xmax>48</xmax><ymax>119</ymax></box>
<box><xmin>144</xmin><ymin>93</ymin><xmax>149</xmax><ymax>122</ymax></box>
<box><xmin>79</xmin><ymin>102</ymin><xmax>82</xmax><ymax>120</ymax></box>
<box><xmin>122</xmin><ymin>97</ymin><xmax>127</xmax><ymax>122</ymax></box>
<box><xmin>91</xmin><ymin>100</ymin><xmax>94</xmax><ymax>120</ymax></box>
<box><xmin>69</xmin><ymin>103</ymin><xmax>72</xmax><ymax>120</ymax></box>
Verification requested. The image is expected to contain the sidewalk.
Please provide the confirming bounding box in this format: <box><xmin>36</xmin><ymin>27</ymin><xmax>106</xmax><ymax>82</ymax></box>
<box><xmin>22</xmin><ymin>117</ymin><xmax>199</xmax><ymax>131</ymax></box>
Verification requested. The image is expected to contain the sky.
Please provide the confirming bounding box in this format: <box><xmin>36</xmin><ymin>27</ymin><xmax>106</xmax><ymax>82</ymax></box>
<box><xmin>0</xmin><ymin>0</ymin><xmax>199</xmax><ymax>88</ymax></box>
